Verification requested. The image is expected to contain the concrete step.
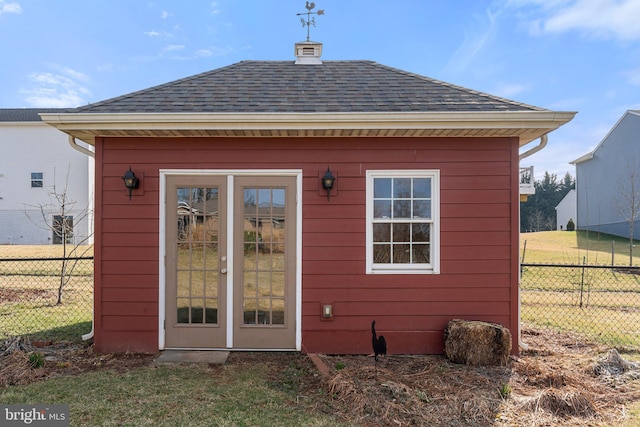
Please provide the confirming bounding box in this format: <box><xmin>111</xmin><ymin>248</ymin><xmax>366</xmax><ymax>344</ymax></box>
<box><xmin>155</xmin><ymin>350</ymin><xmax>229</xmax><ymax>365</ymax></box>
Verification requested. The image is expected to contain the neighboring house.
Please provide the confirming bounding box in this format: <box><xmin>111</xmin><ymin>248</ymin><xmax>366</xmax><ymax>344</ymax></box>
<box><xmin>42</xmin><ymin>41</ymin><xmax>575</xmax><ymax>355</ymax></box>
<box><xmin>571</xmin><ymin>110</ymin><xmax>640</xmax><ymax>239</ymax></box>
<box><xmin>0</xmin><ymin>109</ymin><xmax>94</xmax><ymax>245</ymax></box>
<box><xmin>519</xmin><ymin>165</ymin><xmax>535</xmax><ymax>202</ymax></box>
<box><xmin>555</xmin><ymin>189</ymin><xmax>576</xmax><ymax>230</ymax></box>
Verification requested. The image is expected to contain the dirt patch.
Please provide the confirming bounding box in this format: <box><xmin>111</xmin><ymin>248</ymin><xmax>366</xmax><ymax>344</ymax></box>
<box><xmin>0</xmin><ymin>288</ymin><xmax>55</xmax><ymax>304</ymax></box>
<box><xmin>1</xmin><ymin>329</ymin><xmax>639</xmax><ymax>426</ymax></box>
<box><xmin>613</xmin><ymin>267</ymin><xmax>640</xmax><ymax>276</ymax></box>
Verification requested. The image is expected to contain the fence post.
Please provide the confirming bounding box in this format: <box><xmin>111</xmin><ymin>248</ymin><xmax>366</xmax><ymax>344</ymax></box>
<box><xmin>521</xmin><ymin>240</ymin><xmax>527</xmax><ymax>275</ymax></box>
<box><xmin>579</xmin><ymin>256</ymin><xmax>586</xmax><ymax>308</ymax></box>
<box><xmin>612</xmin><ymin>241</ymin><xmax>615</xmax><ymax>267</ymax></box>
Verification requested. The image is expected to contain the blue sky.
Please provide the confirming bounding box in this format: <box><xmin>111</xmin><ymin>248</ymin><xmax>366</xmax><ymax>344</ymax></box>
<box><xmin>1</xmin><ymin>0</ymin><xmax>639</xmax><ymax>180</ymax></box>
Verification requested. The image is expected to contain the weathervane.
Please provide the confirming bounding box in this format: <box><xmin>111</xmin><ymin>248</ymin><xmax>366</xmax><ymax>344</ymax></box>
<box><xmin>297</xmin><ymin>2</ymin><xmax>325</xmax><ymax>42</ymax></box>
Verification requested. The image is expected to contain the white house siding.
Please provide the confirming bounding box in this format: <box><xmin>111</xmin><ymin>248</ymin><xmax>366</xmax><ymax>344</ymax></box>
<box><xmin>572</xmin><ymin>111</ymin><xmax>640</xmax><ymax>240</ymax></box>
<box><xmin>0</xmin><ymin>116</ymin><xmax>93</xmax><ymax>245</ymax></box>
<box><xmin>555</xmin><ymin>189</ymin><xmax>576</xmax><ymax>230</ymax></box>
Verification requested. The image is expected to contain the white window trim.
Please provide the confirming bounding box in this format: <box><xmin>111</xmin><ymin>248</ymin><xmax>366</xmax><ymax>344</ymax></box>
<box><xmin>365</xmin><ymin>170</ymin><xmax>440</xmax><ymax>274</ymax></box>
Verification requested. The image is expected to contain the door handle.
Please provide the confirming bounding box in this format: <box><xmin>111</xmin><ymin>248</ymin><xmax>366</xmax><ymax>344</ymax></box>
<box><xmin>221</xmin><ymin>268</ymin><xmax>228</xmax><ymax>274</ymax></box>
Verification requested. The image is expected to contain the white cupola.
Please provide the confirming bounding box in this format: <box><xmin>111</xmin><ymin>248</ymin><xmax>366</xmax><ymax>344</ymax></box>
<box><xmin>295</xmin><ymin>41</ymin><xmax>323</xmax><ymax>65</ymax></box>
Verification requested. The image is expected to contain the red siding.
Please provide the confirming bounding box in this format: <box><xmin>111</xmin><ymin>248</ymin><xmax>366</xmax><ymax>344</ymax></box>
<box><xmin>93</xmin><ymin>136</ymin><xmax>520</xmax><ymax>355</ymax></box>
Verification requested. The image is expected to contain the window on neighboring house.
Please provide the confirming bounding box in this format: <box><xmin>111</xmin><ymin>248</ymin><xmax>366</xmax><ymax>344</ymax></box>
<box><xmin>366</xmin><ymin>170</ymin><xmax>440</xmax><ymax>274</ymax></box>
<box><xmin>31</xmin><ymin>172</ymin><xmax>43</xmax><ymax>188</ymax></box>
<box><xmin>53</xmin><ymin>215</ymin><xmax>74</xmax><ymax>245</ymax></box>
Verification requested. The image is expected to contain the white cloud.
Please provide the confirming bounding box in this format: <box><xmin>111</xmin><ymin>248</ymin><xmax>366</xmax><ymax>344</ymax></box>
<box><xmin>493</xmin><ymin>83</ymin><xmax>529</xmax><ymax>98</ymax></box>
<box><xmin>57</xmin><ymin>66</ymin><xmax>89</xmax><ymax>82</ymax></box>
<box><xmin>96</xmin><ymin>63</ymin><xmax>113</xmax><ymax>72</ymax></box>
<box><xmin>163</xmin><ymin>44</ymin><xmax>185</xmax><ymax>52</ymax></box>
<box><xmin>508</xmin><ymin>0</ymin><xmax>640</xmax><ymax>41</ymax></box>
<box><xmin>445</xmin><ymin>9</ymin><xmax>500</xmax><ymax>74</ymax></box>
<box><xmin>169</xmin><ymin>45</ymin><xmax>233</xmax><ymax>61</ymax></box>
<box><xmin>547</xmin><ymin>0</ymin><xmax>640</xmax><ymax>40</ymax></box>
<box><xmin>505</xmin><ymin>0</ymin><xmax>572</xmax><ymax>9</ymax></box>
<box><xmin>194</xmin><ymin>49</ymin><xmax>213</xmax><ymax>58</ymax></box>
<box><xmin>144</xmin><ymin>30</ymin><xmax>174</xmax><ymax>38</ymax></box>
<box><xmin>211</xmin><ymin>2</ymin><xmax>220</xmax><ymax>14</ymax></box>
<box><xmin>161</xmin><ymin>10</ymin><xmax>172</xmax><ymax>19</ymax></box>
<box><xmin>21</xmin><ymin>88</ymin><xmax>86</xmax><ymax>108</ymax></box>
<box><xmin>19</xmin><ymin>66</ymin><xmax>91</xmax><ymax>108</ymax></box>
<box><xmin>0</xmin><ymin>1</ymin><xmax>21</xmax><ymax>15</ymax></box>
<box><xmin>546</xmin><ymin>96</ymin><xmax>588</xmax><ymax>110</ymax></box>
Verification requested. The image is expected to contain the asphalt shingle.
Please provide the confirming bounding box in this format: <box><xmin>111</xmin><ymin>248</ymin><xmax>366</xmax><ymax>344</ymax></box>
<box><xmin>0</xmin><ymin>108</ymin><xmax>69</xmax><ymax>122</ymax></box>
<box><xmin>72</xmin><ymin>61</ymin><xmax>545</xmax><ymax>114</ymax></box>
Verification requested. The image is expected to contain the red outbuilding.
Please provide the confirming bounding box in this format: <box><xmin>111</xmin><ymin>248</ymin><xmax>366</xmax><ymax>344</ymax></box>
<box><xmin>42</xmin><ymin>41</ymin><xmax>575</xmax><ymax>354</ymax></box>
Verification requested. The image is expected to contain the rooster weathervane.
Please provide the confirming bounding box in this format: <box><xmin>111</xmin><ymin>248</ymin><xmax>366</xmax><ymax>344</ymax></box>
<box><xmin>297</xmin><ymin>2</ymin><xmax>325</xmax><ymax>42</ymax></box>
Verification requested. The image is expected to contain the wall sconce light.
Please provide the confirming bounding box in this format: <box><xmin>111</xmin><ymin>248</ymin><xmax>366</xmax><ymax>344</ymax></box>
<box><xmin>121</xmin><ymin>166</ymin><xmax>139</xmax><ymax>200</ymax></box>
<box><xmin>321</xmin><ymin>166</ymin><xmax>336</xmax><ymax>201</ymax></box>
<box><xmin>322</xmin><ymin>304</ymin><xmax>333</xmax><ymax>319</ymax></box>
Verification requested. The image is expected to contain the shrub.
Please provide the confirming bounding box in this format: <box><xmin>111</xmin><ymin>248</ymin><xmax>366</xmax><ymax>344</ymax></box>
<box><xmin>28</xmin><ymin>352</ymin><xmax>45</xmax><ymax>368</ymax></box>
<box><xmin>566</xmin><ymin>218</ymin><xmax>575</xmax><ymax>231</ymax></box>
<box><xmin>244</xmin><ymin>230</ymin><xmax>263</xmax><ymax>254</ymax></box>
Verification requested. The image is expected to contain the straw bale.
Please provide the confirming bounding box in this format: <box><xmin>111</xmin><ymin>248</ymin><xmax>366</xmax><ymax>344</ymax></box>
<box><xmin>444</xmin><ymin>319</ymin><xmax>511</xmax><ymax>366</ymax></box>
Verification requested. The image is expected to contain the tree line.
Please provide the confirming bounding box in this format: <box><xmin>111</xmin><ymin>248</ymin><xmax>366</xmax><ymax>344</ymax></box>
<box><xmin>520</xmin><ymin>171</ymin><xmax>575</xmax><ymax>232</ymax></box>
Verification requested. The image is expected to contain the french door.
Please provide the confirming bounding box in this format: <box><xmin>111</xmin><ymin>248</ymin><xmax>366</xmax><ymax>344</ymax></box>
<box><xmin>164</xmin><ymin>173</ymin><xmax>297</xmax><ymax>349</ymax></box>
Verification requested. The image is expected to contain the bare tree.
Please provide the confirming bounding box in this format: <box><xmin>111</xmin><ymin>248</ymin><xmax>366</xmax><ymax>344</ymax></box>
<box><xmin>543</xmin><ymin>216</ymin><xmax>556</xmax><ymax>232</ymax></box>
<box><xmin>528</xmin><ymin>210</ymin><xmax>545</xmax><ymax>232</ymax></box>
<box><xmin>24</xmin><ymin>167</ymin><xmax>93</xmax><ymax>304</ymax></box>
<box><xmin>613</xmin><ymin>161</ymin><xmax>640</xmax><ymax>266</ymax></box>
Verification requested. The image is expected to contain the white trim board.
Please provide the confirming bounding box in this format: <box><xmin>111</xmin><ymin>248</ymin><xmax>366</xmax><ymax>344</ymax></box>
<box><xmin>158</xmin><ymin>169</ymin><xmax>303</xmax><ymax>351</ymax></box>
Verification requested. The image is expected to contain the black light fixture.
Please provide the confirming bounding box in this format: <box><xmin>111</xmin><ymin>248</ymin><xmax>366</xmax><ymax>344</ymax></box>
<box><xmin>321</xmin><ymin>166</ymin><xmax>336</xmax><ymax>201</ymax></box>
<box><xmin>122</xmin><ymin>166</ymin><xmax>139</xmax><ymax>200</ymax></box>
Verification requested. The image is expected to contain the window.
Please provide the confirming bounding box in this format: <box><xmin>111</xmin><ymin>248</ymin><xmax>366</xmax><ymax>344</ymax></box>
<box><xmin>31</xmin><ymin>172</ymin><xmax>43</xmax><ymax>188</ymax></box>
<box><xmin>53</xmin><ymin>215</ymin><xmax>74</xmax><ymax>245</ymax></box>
<box><xmin>366</xmin><ymin>170</ymin><xmax>439</xmax><ymax>274</ymax></box>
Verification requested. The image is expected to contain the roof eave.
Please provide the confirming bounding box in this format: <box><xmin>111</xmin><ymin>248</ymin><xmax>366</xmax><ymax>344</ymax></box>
<box><xmin>570</xmin><ymin>152</ymin><xmax>594</xmax><ymax>165</ymax></box>
<box><xmin>571</xmin><ymin>109</ymin><xmax>639</xmax><ymax>165</ymax></box>
<box><xmin>40</xmin><ymin>111</ymin><xmax>576</xmax><ymax>146</ymax></box>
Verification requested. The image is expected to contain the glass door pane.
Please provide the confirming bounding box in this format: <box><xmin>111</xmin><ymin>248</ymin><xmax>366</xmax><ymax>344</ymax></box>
<box><xmin>176</xmin><ymin>186</ymin><xmax>220</xmax><ymax>325</ymax></box>
<box><xmin>242</xmin><ymin>187</ymin><xmax>286</xmax><ymax>326</ymax></box>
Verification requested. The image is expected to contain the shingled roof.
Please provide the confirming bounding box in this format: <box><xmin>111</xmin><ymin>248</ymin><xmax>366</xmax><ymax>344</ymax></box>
<box><xmin>41</xmin><ymin>58</ymin><xmax>575</xmax><ymax>145</ymax></box>
<box><xmin>73</xmin><ymin>61</ymin><xmax>542</xmax><ymax>114</ymax></box>
<box><xmin>0</xmin><ymin>108</ymin><xmax>68</xmax><ymax>122</ymax></box>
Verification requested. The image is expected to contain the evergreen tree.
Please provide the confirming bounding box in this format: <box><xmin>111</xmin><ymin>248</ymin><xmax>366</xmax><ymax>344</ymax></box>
<box><xmin>520</xmin><ymin>171</ymin><xmax>575</xmax><ymax>232</ymax></box>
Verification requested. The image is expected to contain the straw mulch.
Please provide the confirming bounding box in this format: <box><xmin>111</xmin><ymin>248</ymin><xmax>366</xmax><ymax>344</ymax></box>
<box><xmin>0</xmin><ymin>337</ymin><xmax>47</xmax><ymax>386</ymax></box>
<box><xmin>0</xmin><ymin>336</ymin><xmax>156</xmax><ymax>388</ymax></box>
<box><xmin>320</xmin><ymin>327</ymin><xmax>640</xmax><ymax>426</ymax></box>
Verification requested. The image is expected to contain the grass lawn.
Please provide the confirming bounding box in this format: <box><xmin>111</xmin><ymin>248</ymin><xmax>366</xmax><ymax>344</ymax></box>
<box><xmin>520</xmin><ymin>230</ymin><xmax>640</xmax><ymax>265</ymax></box>
<box><xmin>520</xmin><ymin>231</ymin><xmax>640</xmax><ymax>348</ymax></box>
<box><xmin>0</xmin><ymin>245</ymin><xmax>94</xmax><ymax>259</ymax></box>
<box><xmin>0</xmin><ymin>245</ymin><xmax>94</xmax><ymax>341</ymax></box>
<box><xmin>0</xmin><ymin>353</ymin><xmax>342</xmax><ymax>427</ymax></box>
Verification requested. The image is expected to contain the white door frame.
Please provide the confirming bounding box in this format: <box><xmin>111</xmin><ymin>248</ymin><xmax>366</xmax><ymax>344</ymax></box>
<box><xmin>158</xmin><ymin>169</ymin><xmax>303</xmax><ymax>351</ymax></box>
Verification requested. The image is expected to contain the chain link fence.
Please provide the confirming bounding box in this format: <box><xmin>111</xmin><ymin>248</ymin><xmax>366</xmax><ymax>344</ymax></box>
<box><xmin>521</xmin><ymin>263</ymin><xmax>640</xmax><ymax>349</ymax></box>
<box><xmin>2</xmin><ymin>256</ymin><xmax>639</xmax><ymax>348</ymax></box>
<box><xmin>0</xmin><ymin>256</ymin><xmax>93</xmax><ymax>342</ymax></box>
